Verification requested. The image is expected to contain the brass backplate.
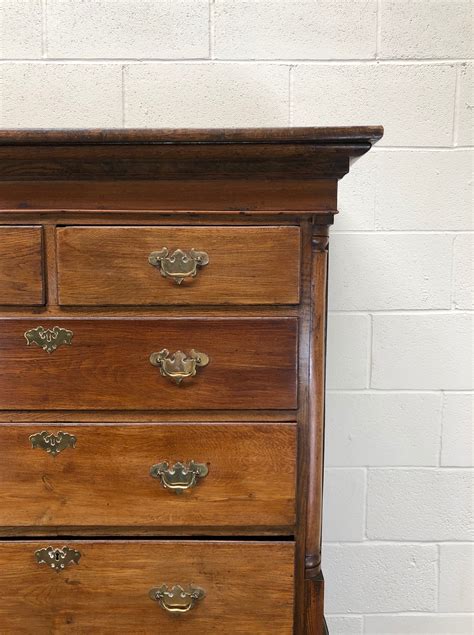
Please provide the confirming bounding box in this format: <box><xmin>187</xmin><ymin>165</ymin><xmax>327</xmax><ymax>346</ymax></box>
<box><xmin>25</xmin><ymin>326</ymin><xmax>73</xmax><ymax>353</ymax></box>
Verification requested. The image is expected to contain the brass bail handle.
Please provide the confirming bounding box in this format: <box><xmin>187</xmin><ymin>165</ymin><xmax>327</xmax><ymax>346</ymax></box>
<box><xmin>149</xmin><ymin>349</ymin><xmax>209</xmax><ymax>385</ymax></box>
<box><xmin>148</xmin><ymin>248</ymin><xmax>209</xmax><ymax>285</ymax></box>
<box><xmin>149</xmin><ymin>584</ymin><xmax>206</xmax><ymax>614</ymax></box>
<box><xmin>150</xmin><ymin>460</ymin><xmax>209</xmax><ymax>494</ymax></box>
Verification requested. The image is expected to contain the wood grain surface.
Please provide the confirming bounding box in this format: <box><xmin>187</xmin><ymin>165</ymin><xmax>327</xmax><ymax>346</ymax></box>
<box><xmin>0</xmin><ymin>226</ymin><xmax>44</xmax><ymax>305</ymax></box>
<box><xmin>0</xmin><ymin>125</ymin><xmax>384</xmax><ymax>145</ymax></box>
<box><xmin>56</xmin><ymin>225</ymin><xmax>301</xmax><ymax>306</ymax></box>
<box><xmin>0</xmin><ymin>423</ymin><xmax>296</xmax><ymax>533</ymax></box>
<box><xmin>0</xmin><ymin>179</ymin><xmax>337</xmax><ymax>212</ymax></box>
<box><xmin>0</xmin><ymin>318</ymin><xmax>298</xmax><ymax>410</ymax></box>
<box><xmin>0</xmin><ymin>540</ymin><xmax>295</xmax><ymax>634</ymax></box>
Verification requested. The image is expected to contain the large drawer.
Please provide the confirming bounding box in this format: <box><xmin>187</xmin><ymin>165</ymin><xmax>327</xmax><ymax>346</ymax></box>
<box><xmin>0</xmin><ymin>423</ymin><xmax>296</xmax><ymax>533</ymax></box>
<box><xmin>0</xmin><ymin>318</ymin><xmax>298</xmax><ymax>410</ymax></box>
<box><xmin>56</xmin><ymin>225</ymin><xmax>301</xmax><ymax>305</ymax></box>
<box><xmin>0</xmin><ymin>541</ymin><xmax>294</xmax><ymax>633</ymax></box>
<box><xmin>0</xmin><ymin>226</ymin><xmax>44</xmax><ymax>306</ymax></box>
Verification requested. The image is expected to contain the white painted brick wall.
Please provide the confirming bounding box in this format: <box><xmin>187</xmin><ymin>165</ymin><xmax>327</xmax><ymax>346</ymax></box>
<box><xmin>292</xmin><ymin>63</ymin><xmax>457</xmax><ymax>145</ymax></box>
<box><xmin>439</xmin><ymin>544</ymin><xmax>474</xmax><ymax>612</ymax></box>
<box><xmin>326</xmin><ymin>393</ymin><xmax>443</xmax><ymax>466</ymax></box>
<box><xmin>324</xmin><ymin>544</ymin><xmax>438</xmax><ymax>613</ymax></box>
<box><xmin>441</xmin><ymin>394</ymin><xmax>474</xmax><ymax>467</ymax></box>
<box><xmin>46</xmin><ymin>1</ymin><xmax>210</xmax><ymax>59</ymax></box>
<box><xmin>0</xmin><ymin>1</ymin><xmax>472</xmax><ymax>632</ymax></box>
<box><xmin>367</xmin><ymin>469</ymin><xmax>473</xmax><ymax>540</ymax></box>
<box><xmin>323</xmin><ymin>468</ymin><xmax>366</xmax><ymax>541</ymax></box>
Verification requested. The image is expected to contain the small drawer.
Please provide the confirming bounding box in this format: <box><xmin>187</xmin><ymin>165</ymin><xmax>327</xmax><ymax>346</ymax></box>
<box><xmin>0</xmin><ymin>423</ymin><xmax>296</xmax><ymax>534</ymax></box>
<box><xmin>0</xmin><ymin>226</ymin><xmax>44</xmax><ymax>305</ymax></box>
<box><xmin>56</xmin><ymin>225</ymin><xmax>301</xmax><ymax>306</ymax></box>
<box><xmin>0</xmin><ymin>318</ymin><xmax>298</xmax><ymax>410</ymax></box>
<box><xmin>0</xmin><ymin>541</ymin><xmax>294</xmax><ymax>633</ymax></box>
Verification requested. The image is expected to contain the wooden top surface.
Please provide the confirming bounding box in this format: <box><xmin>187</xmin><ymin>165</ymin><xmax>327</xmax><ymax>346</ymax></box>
<box><xmin>0</xmin><ymin>126</ymin><xmax>383</xmax><ymax>146</ymax></box>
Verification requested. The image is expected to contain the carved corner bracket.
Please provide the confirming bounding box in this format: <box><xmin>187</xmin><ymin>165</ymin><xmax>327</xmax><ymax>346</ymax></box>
<box><xmin>312</xmin><ymin>235</ymin><xmax>329</xmax><ymax>253</ymax></box>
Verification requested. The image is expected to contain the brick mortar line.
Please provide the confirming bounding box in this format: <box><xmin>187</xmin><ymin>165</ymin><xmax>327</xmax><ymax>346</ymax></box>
<box><xmin>331</xmin><ymin>230</ymin><xmax>474</xmax><ymax>234</ymax></box>
<box><xmin>209</xmin><ymin>0</ymin><xmax>215</xmax><ymax>60</ymax></box>
<box><xmin>329</xmin><ymin>467</ymin><xmax>474</xmax><ymax>471</ymax></box>
<box><xmin>375</xmin><ymin>0</ymin><xmax>381</xmax><ymax>59</ymax></box>
<box><xmin>327</xmin><ymin>389</ymin><xmax>474</xmax><ymax>394</ymax></box>
<box><xmin>452</xmin><ymin>64</ymin><xmax>461</xmax><ymax>146</ymax></box>
<box><xmin>328</xmin><ymin>310</ymin><xmax>473</xmax><ymax>315</ymax></box>
<box><xmin>436</xmin><ymin>543</ymin><xmax>441</xmax><ymax>612</ymax></box>
<box><xmin>324</xmin><ymin>538</ymin><xmax>474</xmax><ymax>543</ymax></box>
<box><xmin>40</xmin><ymin>0</ymin><xmax>47</xmax><ymax>59</ymax></box>
<box><xmin>0</xmin><ymin>58</ymin><xmax>471</xmax><ymax>64</ymax></box>
<box><xmin>327</xmin><ymin>611</ymin><xmax>474</xmax><ymax>616</ymax></box>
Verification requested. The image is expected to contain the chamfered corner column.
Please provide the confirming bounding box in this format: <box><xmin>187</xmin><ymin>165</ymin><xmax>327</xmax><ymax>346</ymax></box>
<box><xmin>304</xmin><ymin>229</ymin><xmax>329</xmax><ymax>634</ymax></box>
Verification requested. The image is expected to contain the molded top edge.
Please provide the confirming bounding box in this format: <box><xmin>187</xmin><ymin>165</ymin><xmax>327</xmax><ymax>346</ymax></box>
<box><xmin>0</xmin><ymin>126</ymin><xmax>383</xmax><ymax>146</ymax></box>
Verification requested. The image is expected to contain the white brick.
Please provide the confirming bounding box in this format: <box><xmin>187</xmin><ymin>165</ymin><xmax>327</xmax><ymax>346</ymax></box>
<box><xmin>366</xmin><ymin>614</ymin><xmax>474</xmax><ymax>635</ymax></box>
<box><xmin>326</xmin><ymin>616</ymin><xmax>363</xmax><ymax>635</ymax></box>
<box><xmin>292</xmin><ymin>63</ymin><xmax>456</xmax><ymax>146</ymax></box>
<box><xmin>456</xmin><ymin>63</ymin><xmax>473</xmax><ymax>146</ymax></box>
<box><xmin>453</xmin><ymin>234</ymin><xmax>474</xmax><ymax>310</ymax></box>
<box><xmin>322</xmin><ymin>468</ymin><xmax>365</xmax><ymax>541</ymax></box>
<box><xmin>375</xmin><ymin>150</ymin><xmax>473</xmax><ymax>231</ymax></box>
<box><xmin>329</xmin><ymin>234</ymin><xmax>452</xmax><ymax>310</ymax></box>
<box><xmin>46</xmin><ymin>0</ymin><xmax>209</xmax><ymax>59</ymax></box>
<box><xmin>0</xmin><ymin>64</ymin><xmax>122</xmax><ymax>128</ymax></box>
<box><xmin>379</xmin><ymin>0</ymin><xmax>473</xmax><ymax>59</ymax></box>
<box><xmin>324</xmin><ymin>544</ymin><xmax>437</xmax><ymax>613</ymax></box>
<box><xmin>0</xmin><ymin>0</ymin><xmax>42</xmax><ymax>58</ymax></box>
<box><xmin>124</xmin><ymin>63</ymin><xmax>289</xmax><ymax>127</ymax></box>
<box><xmin>326</xmin><ymin>314</ymin><xmax>370</xmax><ymax>389</ymax></box>
<box><xmin>441</xmin><ymin>394</ymin><xmax>474</xmax><ymax>467</ymax></box>
<box><xmin>372</xmin><ymin>314</ymin><xmax>473</xmax><ymax>390</ymax></box>
<box><xmin>214</xmin><ymin>0</ymin><xmax>377</xmax><ymax>60</ymax></box>
<box><xmin>336</xmin><ymin>154</ymin><xmax>377</xmax><ymax>231</ymax></box>
<box><xmin>439</xmin><ymin>544</ymin><xmax>474</xmax><ymax>612</ymax></box>
<box><xmin>326</xmin><ymin>393</ymin><xmax>442</xmax><ymax>467</ymax></box>
<box><xmin>367</xmin><ymin>469</ymin><xmax>473</xmax><ymax>540</ymax></box>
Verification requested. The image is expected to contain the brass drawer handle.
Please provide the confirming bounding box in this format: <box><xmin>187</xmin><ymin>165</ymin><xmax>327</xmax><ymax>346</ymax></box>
<box><xmin>148</xmin><ymin>247</ymin><xmax>209</xmax><ymax>285</ymax></box>
<box><xmin>149</xmin><ymin>349</ymin><xmax>209</xmax><ymax>385</ymax></box>
<box><xmin>150</xmin><ymin>460</ymin><xmax>209</xmax><ymax>493</ymax></box>
<box><xmin>35</xmin><ymin>546</ymin><xmax>81</xmax><ymax>572</ymax></box>
<box><xmin>30</xmin><ymin>431</ymin><xmax>76</xmax><ymax>457</ymax></box>
<box><xmin>25</xmin><ymin>326</ymin><xmax>73</xmax><ymax>353</ymax></box>
<box><xmin>149</xmin><ymin>584</ymin><xmax>206</xmax><ymax>614</ymax></box>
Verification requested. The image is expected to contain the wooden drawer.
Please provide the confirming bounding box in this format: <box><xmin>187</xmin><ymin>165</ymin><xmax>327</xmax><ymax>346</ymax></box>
<box><xmin>0</xmin><ymin>423</ymin><xmax>296</xmax><ymax>534</ymax></box>
<box><xmin>0</xmin><ymin>226</ymin><xmax>44</xmax><ymax>306</ymax></box>
<box><xmin>56</xmin><ymin>225</ymin><xmax>301</xmax><ymax>305</ymax></box>
<box><xmin>0</xmin><ymin>318</ymin><xmax>297</xmax><ymax>410</ymax></box>
<box><xmin>0</xmin><ymin>540</ymin><xmax>294</xmax><ymax>634</ymax></box>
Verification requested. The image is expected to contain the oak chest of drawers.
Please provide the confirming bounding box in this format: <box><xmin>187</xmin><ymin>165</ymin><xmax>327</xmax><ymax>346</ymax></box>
<box><xmin>0</xmin><ymin>126</ymin><xmax>382</xmax><ymax>634</ymax></box>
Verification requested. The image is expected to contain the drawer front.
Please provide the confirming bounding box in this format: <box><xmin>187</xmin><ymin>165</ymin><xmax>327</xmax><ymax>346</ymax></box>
<box><xmin>56</xmin><ymin>225</ymin><xmax>301</xmax><ymax>306</ymax></box>
<box><xmin>0</xmin><ymin>541</ymin><xmax>294</xmax><ymax>634</ymax></box>
<box><xmin>0</xmin><ymin>226</ymin><xmax>44</xmax><ymax>305</ymax></box>
<box><xmin>0</xmin><ymin>423</ymin><xmax>296</xmax><ymax>533</ymax></box>
<box><xmin>0</xmin><ymin>318</ymin><xmax>297</xmax><ymax>410</ymax></box>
